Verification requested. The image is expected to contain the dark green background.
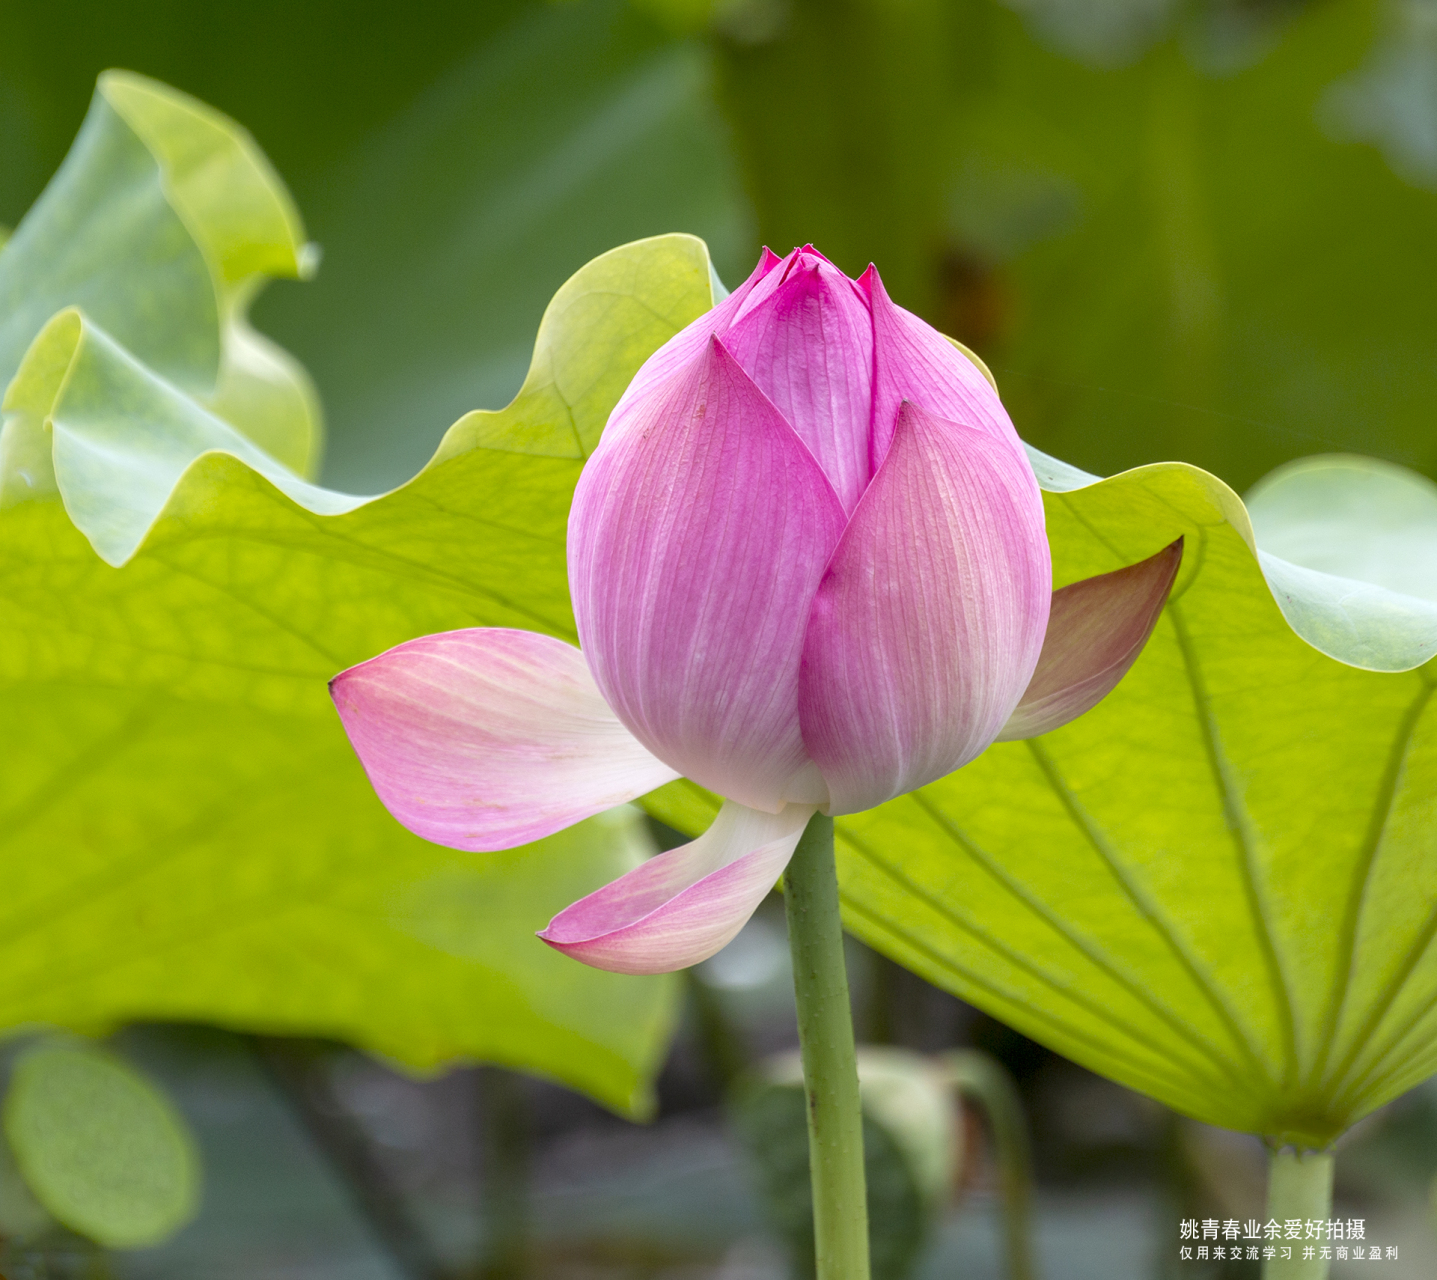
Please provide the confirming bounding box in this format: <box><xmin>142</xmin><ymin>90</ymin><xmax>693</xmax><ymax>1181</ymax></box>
<box><xmin>2</xmin><ymin>0</ymin><xmax>1433</xmax><ymax>497</ymax></box>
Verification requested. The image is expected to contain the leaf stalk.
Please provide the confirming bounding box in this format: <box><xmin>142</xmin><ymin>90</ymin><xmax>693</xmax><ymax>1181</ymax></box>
<box><xmin>1262</xmin><ymin>1148</ymin><xmax>1334</xmax><ymax>1280</ymax></box>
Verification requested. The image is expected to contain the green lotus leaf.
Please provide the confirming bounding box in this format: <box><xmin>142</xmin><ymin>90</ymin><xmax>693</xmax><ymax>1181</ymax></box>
<box><xmin>644</xmin><ymin>448</ymin><xmax>1437</xmax><ymax>1147</ymax></box>
<box><xmin>0</xmin><ymin>71</ymin><xmax>321</xmax><ymax>478</ymax></box>
<box><xmin>98</xmin><ymin>71</ymin><xmax>324</xmax><ymax>480</ymax></box>
<box><xmin>832</xmin><ymin>452</ymin><xmax>1437</xmax><ymax>1148</ymax></box>
<box><xmin>0</xmin><ymin>175</ymin><xmax>719</xmax><ymax>1111</ymax></box>
<box><xmin>3</xmin><ymin>1042</ymin><xmax>200</xmax><ymax>1248</ymax></box>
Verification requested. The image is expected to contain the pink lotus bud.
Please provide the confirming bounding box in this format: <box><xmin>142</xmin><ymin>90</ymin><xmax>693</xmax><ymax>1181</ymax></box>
<box><xmin>332</xmin><ymin>247</ymin><xmax>1182</xmax><ymax>975</ymax></box>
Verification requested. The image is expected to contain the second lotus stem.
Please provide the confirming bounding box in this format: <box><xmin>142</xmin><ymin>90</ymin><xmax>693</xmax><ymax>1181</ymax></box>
<box><xmin>784</xmin><ymin>812</ymin><xmax>871</xmax><ymax>1280</ymax></box>
<box><xmin>1263</xmin><ymin>1148</ymin><xmax>1334</xmax><ymax>1280</ymax></box>
<box><xmin>943</xmin><ymin>1050</ymin><xmax>1038</xmax><ymax>1280</ymax></box>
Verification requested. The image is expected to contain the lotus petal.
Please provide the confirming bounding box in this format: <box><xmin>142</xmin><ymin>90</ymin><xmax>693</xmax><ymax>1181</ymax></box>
<box><xmin>570</xmin><ymin>335</ymin><xmax>846</xmax><ymax>812</ymax></box>
<box><xmin>539</xmin><ymin>800</ymin><xmax>814</xmax><ymax>974</ymax></box>
<box><xmin>997</xmin><ymin>538</ymin><xmax>1184</xmax><ymax>741</ymax></box>
<box><xmin>861</xmin><ymin>265</ymin><xmax>1020</xmax><ymax>472</ymax></box>
<box><xmin>800</xmin><ymin>400</ymin><xmax>1051</xmax><ymax>815</ymax></box>
<box><xmin>723</xmin><ymin>249</ymin><xmax>875</xmax><ymax>514</ymax></box>
<box><xmin>330</xmin><ymin>628</ymin><xmax>678</xmax><ymax>851</ymax></box>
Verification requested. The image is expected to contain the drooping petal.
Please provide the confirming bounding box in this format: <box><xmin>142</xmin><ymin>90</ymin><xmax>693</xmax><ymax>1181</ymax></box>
<box><xmin>604</xmin><ymin>247</ymin><xmax>783</xmax><ymax>440</ymax></box>
<box><xmin>330</xmin><ymin>629</ymin><xmax>678</xmax><ymax>852</ymax></box>
<box><xmin>860</xmin><ymin>265</ymin><xmax>1021</xmax><ymax>473</ymax></box>
<box><xmin>539</xmin><ymin>800</ymin><xmax>814</xmax><ymax>974</ymax></box>
<box><xmin>799</xmin><ymin>400</ymin><xmax>1051</xmax><ymax>815</ymax></box>
<box><xmin>997</xmin><ymin>538</ymin><xmax>1184</xmax><ymax>741</ymax></box>
<box><xmin>723</xmin><ymin>251</ymin><xmax>875</xmax><ymax>513</ymax></box>
<box><xmin>570</xmin><ymin>335</ymin><xmax>847</xmax><ymax>812</ymax></box>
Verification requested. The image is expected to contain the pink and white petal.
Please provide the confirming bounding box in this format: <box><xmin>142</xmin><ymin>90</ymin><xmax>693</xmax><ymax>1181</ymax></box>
<box><xmin>330</xmin><ymin>629</ymin><xmax>678</xmax><ymax>852</ymax></box>
<box><xmin>860</xmin><ymin>265</ymin><xmax>1021</xmax><ymax>473</ymax></box>
<box><xmin>799</xmin><ymin>400</ymin><xmax>1051</xmax><ymax>815</ymax></box>
<box><xmin>997</xmin><ymin>538</ymin><xmax>1183</xmax><ymax>741</ymax></box>
<box><xmin>605</xmin><ymin>248</ymin><xmax>784</xmax><ymax>439</ymax></box>
<box><xmin>539</xmin><ymin>800</ymin><xmax>815</xmax><ymax>974</ymax></box>
<box><xmin>570</xmin><ymin>335</ymin><xmax>847</xmax><ymax>812</ymax></box>
<box><xmin>723</xmin><ymin>252</ymin><xmax>875</xmax><ymax>513</ymax></box>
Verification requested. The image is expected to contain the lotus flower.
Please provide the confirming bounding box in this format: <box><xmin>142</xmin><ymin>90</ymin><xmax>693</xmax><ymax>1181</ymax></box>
<box><xmin>331</xmin><ymin>247</ymin><xmax>1181</xmax><ymax>975</ymax></box>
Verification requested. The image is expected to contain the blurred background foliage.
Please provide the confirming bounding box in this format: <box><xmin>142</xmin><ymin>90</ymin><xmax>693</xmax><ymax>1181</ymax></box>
<box><xmin>5</xmin><ymin>0</ymin><xmax>1435</xmax><ymax>495</ymax></box>
<box><xmin>3</xmin><ymin>0</ymin><xmax>1437</xmax><ymax>1275</ymax></box>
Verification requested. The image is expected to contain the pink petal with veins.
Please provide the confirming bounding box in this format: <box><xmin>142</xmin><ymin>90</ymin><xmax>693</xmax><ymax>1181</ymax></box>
<box><xmin>539</xmin><ymin>800</ymin><xmax>814</xmax><ymax>974</ymax></box>
<box><xmin>860</xmin><ymin>265</ymin><xmax>1020</xmax><ymax>473</ymax></box>
<box><xmin>330</xmin><ymin>629</ymin><xmax>677</xmax><ymax>851</ymax></box>
<box><xmin>998</xmin><ymin>538</ymin><xmax>1183</xmax><ymax>741</ymax></box>
<box><xmin>800</xmin><ymin>400</ymin><xmax>1051</xmax><ymax>814</ymax></box>
<box><xmin>723</xmin><ymin>251</ymin><xmax>875</xmax><ymax>514</ymax></box>
<box><xmin>604</xmin><ymin>248</ymin><xmax>783</xmax><ymax>442</ymax></box>
<box><xmin>570</xmin><ymin>336</ymin><xmax>846</xmax><ymax>812</ymax></box>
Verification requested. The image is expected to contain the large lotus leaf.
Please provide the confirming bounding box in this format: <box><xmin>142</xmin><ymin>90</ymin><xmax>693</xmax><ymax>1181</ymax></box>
<box><xmin>831</xmin><ymin>454</ymin><xmax>1437</xmax><ymax>1148</ymax></box>
<box><xmin>0</xmin><ymin>230</ymin><xmax>721</xmax><ymax>1116</ymax></box>
<box><xmin>0</xmin><ymin>70</ymin><xmax>321</xmax><ymax>478</ymax></box>
<box><xmin>642</xmin><ymin>448</ymin><xmax>1437</xmax><ymax>1146</ymax></box>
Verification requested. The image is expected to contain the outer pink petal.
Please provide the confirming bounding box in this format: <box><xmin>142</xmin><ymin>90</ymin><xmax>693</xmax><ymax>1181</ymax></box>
<box><xmin>605</xmin><ymin>247</ymin><xmax>783</xmax><ymax>440</ymax></box>
<box><xmin>860</xmin><ymin>265</ymin><xmax>1021</xmax><ymax>473</ymax></box>
<box><xmin>330</xmin><ymin>629</ymin><xmax>678</xmax><ymax>852</ymax></box>
<box><xmin>539</xmin><ymin>801</ymin><xmax>814</xmax><ymax>974</ymax></box>
<box><xmin>799</xmin><ymin>400</ymin><xmax>1051</xmax><ymax>815</ymax></box>
<box><xmin>997</xmin><ymin>538</ymin><xmax>1184</xmax><ymax>741</ymax></box>
<box><xmin>722</xmin><ymin>251</ymin><xmax>875</xmax><ymax>513</ymax></box>
<box><xmin>569</xmin><ymin>335</ymin><xmax>847</xmax><ymax>812</ymax></box>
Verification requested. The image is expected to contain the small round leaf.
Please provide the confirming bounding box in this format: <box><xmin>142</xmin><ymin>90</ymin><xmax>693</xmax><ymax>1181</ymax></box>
<box><xmin>730</xmin><ymin>1048</ymin><xmax>959</xmax><ymax>1280</ymax></box>
<box><xmin>3</xmin><ymin>1044</ymin><xmax>200</xmax><ymax>1248</ymax></box>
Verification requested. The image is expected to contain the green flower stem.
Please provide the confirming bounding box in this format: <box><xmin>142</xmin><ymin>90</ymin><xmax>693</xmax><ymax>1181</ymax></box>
<box><xmin>1262</xmin><ymin>1148</ymin><xmax>1335</xmax><ymax>1280</ymax></box>
<box><xmin>943</xmin><ymin>1051</ymin><xmax>1037</xmax><ymax>1280</ymax></box>
<box><xmin>784</xmin><ymin>812</ymin><xmax>871</xmax><ymax>1280</ymax></box>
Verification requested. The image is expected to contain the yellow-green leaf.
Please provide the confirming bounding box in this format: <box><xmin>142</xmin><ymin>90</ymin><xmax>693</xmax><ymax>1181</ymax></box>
<box><xmin>835</xmin><ymin>450</ymin><xmax>1437</xmax><ymax>1147</ymax></box>
<box><xmin>0</xmin><ymin>74</ymin><xmax>719</xmax><ymax>1116</ymax></box>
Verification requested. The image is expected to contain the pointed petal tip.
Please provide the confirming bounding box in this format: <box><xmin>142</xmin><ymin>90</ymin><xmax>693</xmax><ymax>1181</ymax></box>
<box><xmin>997</xmin><ymin>537</ymin><xmax>1184</xmax><ymax>742</ymax></box>
<box><xmin>719</xmin><ymin>256</ymin><xmax>878</xmax><ymax>512</ymax></box>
